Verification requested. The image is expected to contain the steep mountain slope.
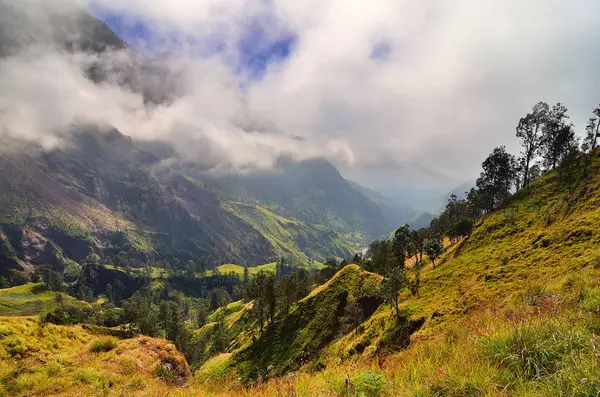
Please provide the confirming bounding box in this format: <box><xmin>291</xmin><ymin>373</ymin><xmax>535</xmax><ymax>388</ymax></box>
<box><xmin>0</xmin><ymin>126</ymin><xmax>380</xmax><ymax>273</ymax></box>
<box><xmin>201</xmin><ymin>159</ymin><xmax>389</xmax><ymax>238</ymax></box>
<box><xmin>0</xmin><ymin>127</ymin><xmax>276</xmax><ymax>272</ymax></box>
<box><xmin>222</xmin><ymin>202</ymin><xmax>363</xmax><ymax>263</ymax></box>
<box><xmin>195</xmin><ymin>153</ymin><xmax>600</xmax><ymax>394</ymax></box>
<box><xmin>409</xmin><ymin>211</ymin><xmax>436</xmax><ymax>230</ymax></box>
<box><xmin>0</xmin><ymin>0</ymin><xmax>126</xmax><ymax>56</ymax></box>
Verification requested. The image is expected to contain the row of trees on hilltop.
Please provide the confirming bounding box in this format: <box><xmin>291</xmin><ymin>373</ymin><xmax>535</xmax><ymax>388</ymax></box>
<box><xmin>363</xmin><ymin>102</ymin><xmax>600</xmax><ymax>322</ymax></box>
<box><xmin>476</xmin><ymin>102</ymin><xmax>600</xmax><ymax>213</ymax></box>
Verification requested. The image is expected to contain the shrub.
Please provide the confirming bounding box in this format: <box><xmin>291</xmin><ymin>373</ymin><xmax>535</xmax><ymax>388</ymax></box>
<box><xmin>480</xmin><ymin>320</ymin><xmax>590</xmax><ymax>381</ymax></box>
<box><xmin>89</xmin><ymin>338</ymin><xmax>118</xmax><ymax>353</ymax></box>
<box><xmin>579</xmin><ymin>287</ymin><xmax>600</xmax><ymax>315</ymax></box>
<box><xmin>73</xmin><ymin>369</ymin><xmax>101</xmax><ymax>384</ymax></box>
<box><xmin>119</xmin><ymin>357</ymin><xmax>139</xmax><ymax>375</ymax></box>
<box><xmin>3</xmin><ymin>336</ymin><xmax>28</xmax><ymax>357</ymax></box>
<box><xmin>0</xmin><ymin>325</ymin><xmax>14</xmax><ymax>337</ymax></box>
<box><xmin>352</xmin><ymin>371</ymin><xmax>387</xmax><ymax>397</ymax></box>
<box><xmin>43</xmin><ymin>362</ymin><xmax>63</xmax><ymax>377</ymax></box>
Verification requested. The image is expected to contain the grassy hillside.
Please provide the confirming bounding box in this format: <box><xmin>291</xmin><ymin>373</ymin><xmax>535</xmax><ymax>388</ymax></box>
<box><xmin>198</xmin><ymin>154</ymin><xmax>600</xmax><ymax>395</ymax></box>
<box><xmin>223</xmin><ymin>202</ymin><xmax>363</xmax><ymax>263</ymax></box>
<box><xmin>0</xmin><ymin>317</ymin><xmax>192</xmax><ymax>397</ymax></box>
<box><xmin>4</xmin><ymin>156</ymin><xmax>600</xmax><ymax>396</ymax></box>
<box><xmin>0</xmin><ymin>284</ymin><xmax>90</xmax><ymax>317</ymax></box>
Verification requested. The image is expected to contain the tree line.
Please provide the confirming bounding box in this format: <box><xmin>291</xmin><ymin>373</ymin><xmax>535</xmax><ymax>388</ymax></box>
<box><xmin>363</xmin><ymin>102</ymin><xmax>600</xmax><ymax>322</ymax></box>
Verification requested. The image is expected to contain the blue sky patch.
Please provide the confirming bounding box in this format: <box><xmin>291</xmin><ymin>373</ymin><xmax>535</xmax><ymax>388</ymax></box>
<box><xmin>90</xmin><ymin>4</ymin><xmax>295</xmax><ymax>81</ymax></box>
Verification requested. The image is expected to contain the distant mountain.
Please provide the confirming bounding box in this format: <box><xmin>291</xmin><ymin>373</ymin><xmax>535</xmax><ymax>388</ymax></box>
<box><xmin>0</xmin><ymin>127</ymin><xmax>276</xmax><ymax>273</ymax></box>
<box><xmin>429</xmin><ymin>181</ymin><xmax>475</xmax><ymax>214</ymax></box>
<box><xmin>197</xmin><ymin>159</ymin><xmax>390</xmax><ymax>238</ymax></box>
<box><xmin>0</xmin><ymin>0</ymin><xmax>126</xmax><ymax>56</ymax></box>
<box><xmin>409</xmin><ymin>212</ymin><xmax>437</xmax><ymax>230</ymax></box>
<box><xmin>346</xmin><ymin>180</ymin><xmax>419</xmax><ymax>232</ymax></box>
<box><xmin>0</xmin><ymin>128</ymin><xmax>378</xmax><ymax>275</ymax></box>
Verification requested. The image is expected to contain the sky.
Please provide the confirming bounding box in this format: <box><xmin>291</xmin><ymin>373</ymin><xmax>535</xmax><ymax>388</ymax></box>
<box><xmin>2</xmin><ymin>0</ymin><xmax>600</xmax><ymax>204</ymax></box>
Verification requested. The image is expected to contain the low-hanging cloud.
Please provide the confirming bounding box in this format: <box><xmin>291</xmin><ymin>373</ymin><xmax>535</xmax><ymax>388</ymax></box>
<box><xmin>2</xmin><ymin>0</ymin><xmax>600</xmax><ymax>187</ymax></box>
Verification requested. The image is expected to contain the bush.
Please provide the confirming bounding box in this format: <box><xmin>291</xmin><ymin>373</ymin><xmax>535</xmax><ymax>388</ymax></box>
<box><xmin>481</xmin><ymin>320</ymin><xmax>590</xmax><ymax>380</ymax></box>
<box><xmin>89</xmin><ymin>338</ymin><xmax>118</xmax><ymax>353</ymax></box>
<box><xmin>352</xmin><ymin>371</ymin><xmax>387</xmax><ymax>397</ymax></box>
<box><xmin>73</xmin><ymin>369</ymin><xmax>100</xmax><ymax>384</ymax></box>
<box><xmin>579</xmin><ymin>287</ymin><xmax>600</xmax><ymax>315</ymax></box>
<box><xmin>0</xmin><ymin>324</ymin><xmax>14</xmax><ymax>337</ymax></box>
<box><xmin>3</xmin><ymin>336</ymin><xmax>28</xmax><ymax>357</ymax></box>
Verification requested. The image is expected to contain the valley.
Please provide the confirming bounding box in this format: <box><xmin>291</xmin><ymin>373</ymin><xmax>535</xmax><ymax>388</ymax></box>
<box><xmin>2</xmin><ymin>1</ymin><xmax>600</xmax><ymax>396</ymax></box>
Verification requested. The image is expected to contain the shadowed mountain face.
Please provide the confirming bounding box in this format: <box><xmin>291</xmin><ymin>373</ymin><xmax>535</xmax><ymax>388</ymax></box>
<box><xmin>198</xmin><ymin>158</ymin><xmax>390</xmax><ymax>238</ymax></box>
<box><xmin>0</xmin><ymin>0</ymin><xmax>126</xmax><ymax>56</ymax></box>
<box><xmin>0</xmin><ymin>1</ymin><xmax>395</xmax><ymax>273</ymax></box>
<box><xmin>0</xmin><ymin>127</ymin><xmax>277</xmax><ymax>274</ymax></box>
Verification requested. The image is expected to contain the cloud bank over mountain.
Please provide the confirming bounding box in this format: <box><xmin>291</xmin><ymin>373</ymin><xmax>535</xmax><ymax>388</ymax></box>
<box><xmin>2</xmin><ymin>0</ymin><xmax>600</xmax><ymax>184</ymax></box>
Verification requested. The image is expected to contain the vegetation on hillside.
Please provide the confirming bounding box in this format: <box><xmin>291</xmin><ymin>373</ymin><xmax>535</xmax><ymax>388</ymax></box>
<box><xmin>2</xmin><ymin>101</ymin><xmax>600</xmax><ymax>396</ymax></box>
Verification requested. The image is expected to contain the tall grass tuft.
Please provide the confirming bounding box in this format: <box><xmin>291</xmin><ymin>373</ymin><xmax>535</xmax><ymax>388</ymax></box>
<box><xmin>480</xmin><ymin>319</ymin><xmax>590</xmax><ymax>381</ymax></box>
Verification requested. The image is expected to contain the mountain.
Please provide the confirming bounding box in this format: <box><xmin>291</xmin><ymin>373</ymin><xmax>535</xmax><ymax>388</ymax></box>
<box><xmin>0</xmin><ymin>125</ymin><xmax>388</xmax><ymax>275</ymax></box>
<box><xmin>0</xmin><ymin>2</ymin><xmax>389</xmax><ymax>273</ymax></box>
<box><xmin>409</xmin><ymin>211</ymin><xmax>436</xmax><ymax>230</ymax></box>
<box><xmin>0</xmin><ymin>127</ymin><xmax>277</xmax><ymax>273</ymax></box>
<box><xmin>199</xmin><ymin>159</ymin><xmax>389</xmax><ymax>238</ymax></box>
<box><xmin>428</xmin><ymin>180</ymin><xmax>475</xmax><ymax>214</ymax></box>
<box><xmin>346</xmin><ymin>180</ymin><xmax>419</xmax><ymax>231</ymax></box>
<box><xmin>0</xmin><ymin>0</ymin><xmax>126</xmax><ymax>56</ymax></box>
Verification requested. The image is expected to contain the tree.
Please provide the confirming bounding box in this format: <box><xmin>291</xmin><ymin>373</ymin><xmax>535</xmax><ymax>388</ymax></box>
<box><xmin>105</xmin><ymin>283</ymin><xmax>114</xmax><ymax>303</ymax></box>
<box><xmin>379</xmin><ymin>267</ymin><xmax>407</xmax><ymax>322</ymax></box>
<box><xmin>275</xmin><ymin>257</ymin><xmax>285</xmax><ymax>279</ymax></box>
<box><xmin>243</xmin><ymin>265</ymin><xmax>249</xmax><ymax>284</ymax></box>
<box><xmin>197</xmin><ymin>304</ymin><xmax>207</xmax><ymax>327</ymax></box>
<box><xmin>516</xmin><ymin>102</ymin><xmax>548</xmax><ymax>188</ymax></box>
<box><xmin>424</xmin><ymin>239</ymin><xmax>443</xmax><ymax>268</ymax></box>
<box><xmin>185</xmin><ymin>260</ymin><xmax>196</xmax><ymax>278</ymax></box>
<box><xmin>408</xmin><ymin>272</ymin><xmax>420</xmax><ymax>297</ymax></box>
<box><xmin>454</xmin><ymin>218</ymin><xmax>474</xmax><ymax>238</ymax></box>
<box><xmin>541</xmin><ymin>103</ymin><xmax>573</xmax><ymax>170</ymax></box>
<box><xmin>324</xmin><ymin>257</ymin><xmax>338</xmax><ymax>270</ymax></box>
<box><xmin>409</xmin><ymin>229</ymin><xmax>426</xmax><ymax>266</ymax></box>
<box><xmin>42</xmin><ymin>267</ymin><xmax>63</xmax><ymax>292</ymax></box>
<box><xmin>392</xmin><ymin>224</ymin><xmax>411</xmax><ymax>269</ymax></box>
<box><xmin>85</xmin><ymin>253</ymin><xmax>101</xmax><ymax>265</ymax></box>
<box><xmin>113</xmin><ymin>279</ymin><xmax>125</xmax><ymax>304</ymax></box>
<box><xmin>476</xmin><ymin>146</ymin><xmax>516</xmax><ymax>211</ymax></box>
<box><xmin>340</xmin><ymin>301</ymin><xmax>364</xmax><ymax>335</ymax></box>
<box><xmin>559</xmin><ymin>138</ymin><xmax>581</xmax><ymax>187</ymax></box>
<box><xmin>583</xmin><ymin>117</ymin><xmax>598</xmax><ymax>177</ymax></box>
<box><xmin>249</xmin><ymin>271</ymin><xmax>276</xmax><ymax>334</ymax></box>
<box><xmin>212</xmin><ymin>315</ymin><xmax>229</xmax><ymax>353</ymax></box>
<box><xmin>367</xmin><ymin>240</ymin><xmax>396</xmax><ymax>275</ymax></box>
<box><xmin>265</xmin><ymin>274</ymin><xmax>277</xmax><ymax>324</ymax></box>
<box><xmin>584</xmin><ymin>117</ymin><xmax>599</xmax><ymax>153</ymax></box>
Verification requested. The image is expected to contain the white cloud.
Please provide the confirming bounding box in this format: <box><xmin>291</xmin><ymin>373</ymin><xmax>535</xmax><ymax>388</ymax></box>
<box><xmin>2</xmin><ymin>0</ymin><xmax>600</xmax><ymax>189</ymax></box>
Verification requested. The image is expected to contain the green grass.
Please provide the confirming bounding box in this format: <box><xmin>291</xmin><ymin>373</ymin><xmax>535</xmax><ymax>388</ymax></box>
<box><xmin>223</xmin><ymin>201</ymin><xmax>363</xmax><ymax>263</ymax></box>
<box><xmin>195</xmin><ymin>354</ymin><xmax>233</xmax><ymax>381</ymax></box>
<box><xmin>0</xmin><ymin>284</ymin><xmax>89</xmax><ymax>317</ymax></box>
<box><xmin>89</xmin><ymin>337</ymin><xmax>118</xmax><ymax>353</ymax></box>
<box><xmin>4</xmin><ymin>155</ymin><xmax>600</xmax><ymax>396</ymax></box>
<box><xmin>206</xmin><ymin>300</ymin><xmax>245</xmax><ymax>323</ymax></box>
